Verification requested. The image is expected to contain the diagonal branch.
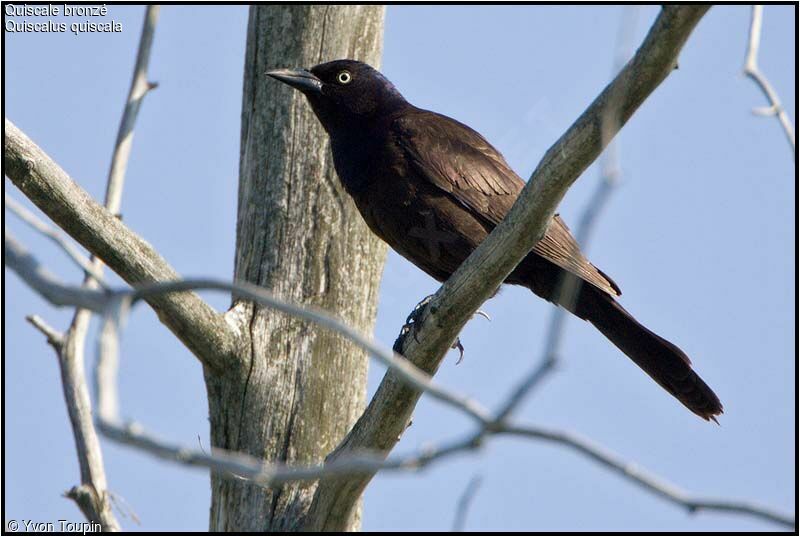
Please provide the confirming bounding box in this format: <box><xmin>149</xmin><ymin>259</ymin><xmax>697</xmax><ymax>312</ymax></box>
<box><xmin>104</xmin><ymin>5</ymin><xmax>160</xmax><ymax>211</ymax></box>
<box><xmin>26</xmin><ymin>314</ymin><xmax>65</xmax><ymax>349</ymax></box>
<box><xmin>304</xmin><ymin>6</ymin><xmax>712</xmax><ymax>530</ymax></box>
<box><xmin>5</xmin><ymin>194</ymin><xmax>108</xmax><ymax>286</ymax></box>
<box><xmin>4</xmin><ymin>117</ymin><xmax>236</xmax><ymax>371</ymax></box>
<box><xmin>743</xmin><ymin>5</ymin><xmax>795</xmax><ymax>151</ymax></box>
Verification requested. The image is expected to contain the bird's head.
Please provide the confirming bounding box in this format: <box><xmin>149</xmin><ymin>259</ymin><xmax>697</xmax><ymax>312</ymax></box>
<box><xmin>266</xmin><ymin>59</ymin><xmax>407</xmax><ymax>134</ymax></box>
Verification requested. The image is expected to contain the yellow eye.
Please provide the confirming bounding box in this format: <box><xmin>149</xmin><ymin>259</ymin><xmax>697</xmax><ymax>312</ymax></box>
<box><xmin>337</xmin><ymin>71</ymin><xmax>352</xmax><ymax>84</ymax></box>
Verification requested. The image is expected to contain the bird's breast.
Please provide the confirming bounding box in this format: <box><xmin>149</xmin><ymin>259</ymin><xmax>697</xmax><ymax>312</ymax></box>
<box><xmin>329</xmin><ymin>134</ymin><xmax>491</xmax><ymax>282</ymax></box>
<box><xmin>330</xmin><ymin>134</ymin><xmax>403</xmax><ymax>196</ymax></box>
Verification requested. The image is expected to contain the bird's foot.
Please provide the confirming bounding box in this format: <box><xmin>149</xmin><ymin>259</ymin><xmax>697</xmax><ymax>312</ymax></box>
<box><xmin>405</xmin><ymin>294</ymin><xmax>435</xmax><ymax>326</ymax></box>
<box><xmin>392</xmin><ymin>297</ymin><xmax>491</xmax><ymax>365</ymax></box>
<box><xmin>392</xmin><ymin>295</ymin><xmax>435</xmax><ymax>354</ymax></box>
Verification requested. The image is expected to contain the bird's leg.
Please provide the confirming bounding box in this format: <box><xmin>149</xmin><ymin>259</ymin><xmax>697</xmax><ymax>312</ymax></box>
<box><xmin>392</xmin><ymin>294</ymin><xmax>435</xmax><ymax>354</ymax></box>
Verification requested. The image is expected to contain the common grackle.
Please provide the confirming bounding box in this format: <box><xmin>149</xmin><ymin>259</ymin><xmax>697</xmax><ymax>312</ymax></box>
<box><xmin>267</xmin><ymin>60</ymin><xmax>722</xmax><ymax>421</ymax></box>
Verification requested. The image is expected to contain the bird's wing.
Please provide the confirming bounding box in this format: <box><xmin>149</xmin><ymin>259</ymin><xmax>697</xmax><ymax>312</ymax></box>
<box><xmin>392</xmin><ymin>110</ymin><xmax>522</xmax><ymax>225</ymax></box>
<box><xmin>392</xmin><ymin>110</ymin><xmax>620</xmax><ymax>297</ymax></box>
<box><xmin>540</xmin><ymin>215</ymin><xmax>621</xmax><ymax>296</ymax></box>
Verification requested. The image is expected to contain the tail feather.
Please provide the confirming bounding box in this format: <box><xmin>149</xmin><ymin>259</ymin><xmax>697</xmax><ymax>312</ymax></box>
<box><xmin>512</xmin><ymin>253</ymin><xmax>723</xmax><ymax>421</ymax></box>
<box><xmin>581</xmin><ymin>288</ymin><xmax>723</xmax><ymax>421</ymax></box>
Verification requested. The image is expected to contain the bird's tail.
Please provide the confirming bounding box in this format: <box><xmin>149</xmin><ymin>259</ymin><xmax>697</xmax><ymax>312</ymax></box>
<box><xmin>579</xmin><ymin>288</ymin><xmax>723</xmax><ymax>421</ymax></box>
<box><xmin>517</xmin><ymin>258</ymin><xmax>724</xmax><ymax>421</ymax></box>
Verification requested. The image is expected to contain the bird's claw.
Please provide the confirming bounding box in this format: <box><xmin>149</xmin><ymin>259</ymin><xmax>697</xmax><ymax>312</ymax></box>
<box><xmin>393</xmin><ymin>294</ymin><xmax>435</xmax><ymax>353</ymax></box>
<box><xmin>452</xmin><ymin>337</ymin><xmax>465</xmax><ymax>364</ymax></box>
<box><xmin>452</xmin><ymin>309</ymin><xmax>490</xmax><ymax>364</ymax></box>
<box><xmin>405</xmin><ymin>294</ymin><xmax>434</xmax><ymax>325</ymax></box>
<box><xmin>474</xmin><ymin>309</ymin><xmax>491</xmax><ymax>322</ymax></box>
<box><xmin>393</xmin><ymin>298</ymin><xmax>487</xmax><ymax>362</ymax></box>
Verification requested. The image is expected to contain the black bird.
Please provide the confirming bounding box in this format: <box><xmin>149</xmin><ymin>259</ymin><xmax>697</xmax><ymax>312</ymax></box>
<box><xmin>267</xmin><ymin>60</ymin><xmax>722</xmax><ymax>422</ymax></box>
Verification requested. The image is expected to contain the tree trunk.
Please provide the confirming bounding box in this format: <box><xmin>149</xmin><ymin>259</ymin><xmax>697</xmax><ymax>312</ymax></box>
<box><xmin>206</xmin><ymin>6</ymin><xmax>387</xmax><ymax>532</ymax></box>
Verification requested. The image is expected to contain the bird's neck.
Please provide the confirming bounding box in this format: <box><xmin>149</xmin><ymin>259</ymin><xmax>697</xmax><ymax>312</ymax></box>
<box><xmin>327</xmin><ymin>111</ymin><xmax>402</xmax><ymax>196</ymax></box>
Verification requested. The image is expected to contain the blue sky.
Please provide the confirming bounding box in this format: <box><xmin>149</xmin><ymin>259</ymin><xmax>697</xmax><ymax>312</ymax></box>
<box><xmin>5</xmin><ymin>5</ymin><xmax>795</xmax><ymax>532</ymax></box>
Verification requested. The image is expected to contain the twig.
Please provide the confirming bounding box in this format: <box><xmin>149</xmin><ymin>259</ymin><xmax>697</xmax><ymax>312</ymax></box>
<box><xmin>26</xmin><ymin>314</ymin><xmax>65</xmax><ymax>349</ymax></box>
<box><xmin>59</xmin><ymin>4</ymin><xmax>161</xmax><ymax>521</ymax></box>
<box><xmin>743</xmin><ymin>5</ymin><xmax>795</xmax><ymax>151</ymax></box>
<box><xmin>17</xmin><ymin>6</ymin><xmax>162</xmax><ymax>530</ymax></box>
<box><xmin>452</xmin><ymin>475</ymin><xmax>483</xmax><ymax>531</ymax></box>
<box><xmin>498</xmin><ymin>424</ymin><xmax>795</xmax><ymax>529</ymax></box>
<box><xmin>5</xmin><ymin>230</ymin><xmax>108</xmax><ymax>311</ymax></box>
<box><xmin>103</xmin><ymin>5</ymin><xmax>160</xmax><ymax>213</ymax></box>
<box><xmin>6</xmin><ymin>234</ymin><xmax>794</xmax><ymax>530</ymax></box>
<box><xmin>5</xmin><ymin>195</ymin><xmax>108</xmax><ymax>287</ymax></box>
<box><xmin>8</xmin><ymin>229</ymin><xmax>117</xmax><ymax>529</ymax></box>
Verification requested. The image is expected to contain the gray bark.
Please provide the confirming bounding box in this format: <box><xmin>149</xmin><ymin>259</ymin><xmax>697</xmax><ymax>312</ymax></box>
<box><xmin>207</xmin><ymin>6</ymin><xmax>387</xmax><ymax>531</ymax></box>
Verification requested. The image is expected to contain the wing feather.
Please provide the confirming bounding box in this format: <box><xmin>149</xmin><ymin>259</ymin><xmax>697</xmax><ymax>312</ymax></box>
<box><xmin>392</xmin><ymin>110</ymin><xmax>620</xmax><ymax>297</ymax></box>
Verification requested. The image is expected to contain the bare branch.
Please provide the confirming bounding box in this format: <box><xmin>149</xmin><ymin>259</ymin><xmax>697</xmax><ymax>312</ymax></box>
<box><xmin>743</xmin><ymin>5</ymin><xmax>795</xmax><ymax>151</ymax></box>
<box><xmin>452</xmin><ymin>475</ymin><xmax>483</xmax><ymax>531</ymax></box>
<box><xmin>98</xmin><ymin>413</ymin><xmax>794</xmax><ymax>529</ymax></box>
<box><xmin>499</xmin><ymin>425</ymin><xmax>795</xmax><ymax>529</ymax></box>
<box><xmin>104</xmin><ymin>5</ymin><xmax>160</xmax><ymax>212</ymax></box>
<box><xmin>7</xmin><ymin>232</ymin><xmax>792</xmax><ymax>530</ymax></box>
<box><xmin>305</xmin><ymin>7</ymin><xmax>713</xmax><ymax>530</ymax></box>
<box><xmin>26</xmin><ymin>314</ymin><xmax>65</xmax><ymax>349</ymax></box>
<box><xmin>13</xmin><ymin>231</ymin><xmax>121</xmax><ymax>529</ymax></box>
<box><xmin>4</xmin><ymin>118</ymin><xmax>236</xmax><ymax>371</ymax></box>
<box><xmin>4</xmin><ymin>234</ymin><xmax>490</xmax><ymax>425</ymax></box>
<box><xmin>14</xmin><ymin>7</ymin><xmax>162</xmax><ymax>530</ymax></box>
<box><xmin>5</xmin><ymin>230</ymin><xmax>108</xmax><ymax>311</ymax></box>
<box><xmin>62</xmin><ymin>8</ymin><xmax>161</xmax><ymax>527</ymax></box>
<box><xmin>5</xmin><ymin>195</ymin><xmax>107</xmax><ymax>286</ymax></box>
<box><xmin>6</xmin><ymin>8</ymin><xmax>791</xmax><ymax>526</ymax></box>
<box><xmin>56</xmin><ymin>325</ymin><xmax>120</xmax><ymax>532</ymax></box>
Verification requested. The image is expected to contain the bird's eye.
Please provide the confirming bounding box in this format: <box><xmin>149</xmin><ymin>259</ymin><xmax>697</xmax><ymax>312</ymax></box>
<box><xmin>337</xmin><ymin>71</ymin><xmax>352</xmax><ymax>84</ymax></box>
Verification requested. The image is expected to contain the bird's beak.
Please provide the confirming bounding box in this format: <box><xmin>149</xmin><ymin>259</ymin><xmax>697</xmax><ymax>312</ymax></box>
<box><xmin>266</xmin><ymin>68</ymin><xmax>323</xmax><ymax>94</ymax></box>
